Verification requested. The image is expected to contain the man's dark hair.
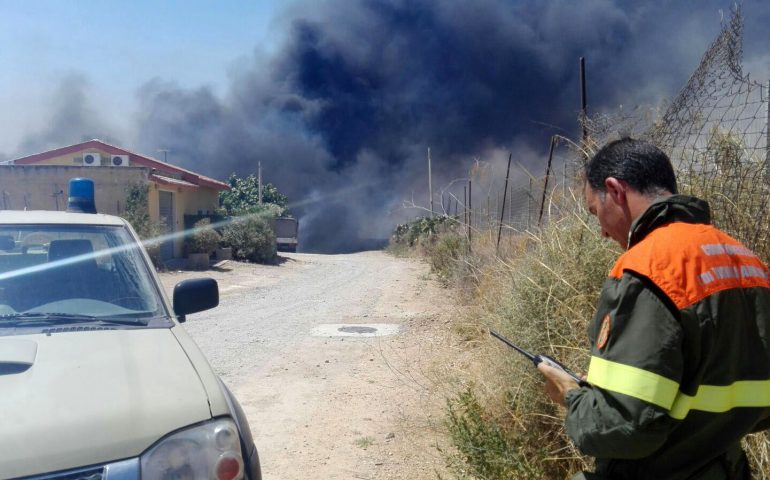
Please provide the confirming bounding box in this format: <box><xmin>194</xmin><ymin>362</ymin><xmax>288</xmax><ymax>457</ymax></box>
<box><xmin>586</xmin><ymin>138</ymin><xmax>678</xmax><ymax>195</ymax></box>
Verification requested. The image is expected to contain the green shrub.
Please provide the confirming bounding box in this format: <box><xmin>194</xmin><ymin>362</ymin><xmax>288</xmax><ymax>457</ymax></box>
<box><xmin>219</xmin><ymin>173</ymin><xmax>288</xmax><ymax>214</ymax></box>
<box><xmin>445</xmin><ymin>388</ymin><xmax>542</xmax><ymax>479</ymax></box>
<box><xmin>391</xmin><ymin>215</ymin><xmax>459</xmax><ymax>248</ymax></box>
<box><xmin>221</xmin><ymin>215</ymin><xmax>277</xmax><ymax>263</ymax></box>
<box><xmin>186</xmin><ymin>218</ymin><xmax>221</xmax><ymax>254</ymax></box>
<box><xmin>426</xmin><ymin>232</ymin><xmax>466</xmax><ymax>284</ymax></box>
<box><xmin>122</xmin><ymin>184</ymin><xmax>164</xmax><ymax>267</ymax></box>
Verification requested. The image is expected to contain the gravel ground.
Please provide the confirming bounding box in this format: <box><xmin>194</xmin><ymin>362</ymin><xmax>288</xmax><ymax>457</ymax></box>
<box><xmin>159</xmin><ymin>251</ymin><xmax>460</xmax><ymax>480</ymax></box>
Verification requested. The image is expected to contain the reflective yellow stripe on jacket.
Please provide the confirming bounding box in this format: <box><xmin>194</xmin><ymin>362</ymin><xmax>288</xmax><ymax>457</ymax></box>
<box><xmin>587</xmin><ymin>356</ymin><xmax>770</xmax><ymax>420</ymax></box>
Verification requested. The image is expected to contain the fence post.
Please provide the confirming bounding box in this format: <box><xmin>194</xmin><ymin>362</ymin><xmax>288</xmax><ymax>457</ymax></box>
<box><xmin>563</xmin><ymin>161</ymin><xmax>568</xmax><ymax>198</ymax></box>
<box><xmin>468</xmin><ymin>180</ymin><xmax>472</xmax><ymax>253</ymax></box>
<box><xmin>527</xmin><ymin>178</ymin><xmax>532</xmax><ymax>229</ymax></box>
<box><xmin>497</xmin><ymin>152</ymin><xmax>512</xmax><ymax>251</ymax></box>
<box><xmin>581</xmin><ymin>57</ymin><xmax>589</xmax><ymax>147</ymax></box>
<box><xmin>538</xmin><ymin>136</ymin><xmax>556</xmax><ymax>226</ymax></box>
<box><xmin>463</xmin><ymin>186</ymin><xmax>467</xmax><ymax>226</ymax></box>
<box><xmin>428</xmin><ymin>148</ymin><xmax>434</xmax><ymax>218</ymax></box>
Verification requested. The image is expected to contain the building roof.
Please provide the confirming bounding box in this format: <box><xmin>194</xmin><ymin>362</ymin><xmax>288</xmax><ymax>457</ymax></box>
<box><xmin>149</xmin><ymin>174</ymin><xmax>199</xmax><ymax>190</ymax></box>
<box><xmin>10</xmin><ymin>139</ymin><xmax>229</xmax><ymax>191</ymax></box>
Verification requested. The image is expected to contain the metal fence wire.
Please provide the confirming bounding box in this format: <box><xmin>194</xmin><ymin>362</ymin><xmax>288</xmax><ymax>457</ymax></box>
<box><xmin>583</xmin><ymin>5</ymin><xmax>770</xmax><ymax>258</ymax></box>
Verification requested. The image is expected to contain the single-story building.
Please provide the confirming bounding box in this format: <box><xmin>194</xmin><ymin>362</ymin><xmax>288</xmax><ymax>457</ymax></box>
<box><xmin>0</xmin><ymin>139</ymin><xmax>229</xmax><ymax>260</ymax></box>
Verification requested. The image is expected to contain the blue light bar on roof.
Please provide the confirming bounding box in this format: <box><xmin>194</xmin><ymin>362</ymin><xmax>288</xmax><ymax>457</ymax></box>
<box><xmin>67</xmin><ymin>178</ymin><xmax>97</xmax><ymax>214</ymax></box>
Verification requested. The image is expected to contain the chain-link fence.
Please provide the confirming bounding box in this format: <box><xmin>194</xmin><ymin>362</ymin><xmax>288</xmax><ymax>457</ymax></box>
<box><xmin>584</xmin><ymin>5</ymin><xmax>770</xmax><ymax>259</ymax></box>
<box><xmin>415</xmin><ymin>5</ymin><xmax>768</xmax><ymax>257</ymax></box>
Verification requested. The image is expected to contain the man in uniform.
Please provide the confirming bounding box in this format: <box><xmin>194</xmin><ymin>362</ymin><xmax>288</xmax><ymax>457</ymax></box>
<box><xmin>538</xmin><ymin>138</ymin><xmax>770</xmax><ymax>479</ymax></box>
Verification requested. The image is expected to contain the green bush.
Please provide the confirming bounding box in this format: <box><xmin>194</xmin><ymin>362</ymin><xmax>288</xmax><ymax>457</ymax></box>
<box><xmin>186</xmin><ymin>218</ymin><xmax>221</xmax><ymax>254</ymax></box>
<box><xmin>445</xmin><ymin>388</ymin><xmax>542</xmax><ymax>479</ymax></box>
<box><xmin>219</xmin><ymin>173</ymin><xmax>288</xmax><ymax>215</ymax></box>
<box><xmin>122</xmin><ymin>184</ymin><xmax>164</xmax><ymax>267</ymax></box>
<box><xmin>391</xmin><ymin>215</ymin><xmax>458</xmax><ymax>248</ymax></box>
<box><xmin>426</xmin><ymin>233</ymin><xmax>466</xmax><ymax>284</ymax></box>
<box><xmin>221</xmin><ymin>215</ymin><xmax>277</xmax><ymax>263</ymax></box>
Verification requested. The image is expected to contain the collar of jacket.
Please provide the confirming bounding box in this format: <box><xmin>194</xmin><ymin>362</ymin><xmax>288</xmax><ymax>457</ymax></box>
<box><xmin>626</xmin><ymin>194</ymin><xmax>711</xmax><ymax>249</ymax></box>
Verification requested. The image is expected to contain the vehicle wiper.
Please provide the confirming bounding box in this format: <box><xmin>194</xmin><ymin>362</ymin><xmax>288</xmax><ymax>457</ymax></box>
<box><xmin>0</xmin><ymin>313</ymin><xmax>145</xmax><ymax>327</ymax></box>
<box><xmin>0</xmin><ymin>313</ymin><xmax>98</xmax><ymax>326</ymax></box>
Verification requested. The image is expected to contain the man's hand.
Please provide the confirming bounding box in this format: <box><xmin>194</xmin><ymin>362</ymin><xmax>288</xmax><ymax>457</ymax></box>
<box><xmin>537</xmin><ymin>362</ymin><xmax>581</xmax><ymax>407</ymax></box>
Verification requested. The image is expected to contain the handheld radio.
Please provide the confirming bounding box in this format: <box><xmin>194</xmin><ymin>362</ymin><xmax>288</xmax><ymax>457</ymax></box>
<box><xmin>489</xmin><ymin>329</ymin><xmax>587</xmax><ymax>386</ymax></box>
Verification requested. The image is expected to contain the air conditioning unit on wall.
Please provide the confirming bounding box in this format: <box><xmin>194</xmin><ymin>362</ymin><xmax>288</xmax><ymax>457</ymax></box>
<box><xmin>110</xmin><ymin>154</ymin><xmax>130</xmax><ymax>167</ymax></box>
<box><xmin>83</xmin><ymin>153</ymin><xmax>101</xmax><ymax>166</ymax></box>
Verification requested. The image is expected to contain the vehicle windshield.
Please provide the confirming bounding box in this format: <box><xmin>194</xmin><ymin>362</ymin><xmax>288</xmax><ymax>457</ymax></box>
<box><xmin>0</xmin><ymin>224</ymin><xmax>168</xmax><ymax>333</ymax></box>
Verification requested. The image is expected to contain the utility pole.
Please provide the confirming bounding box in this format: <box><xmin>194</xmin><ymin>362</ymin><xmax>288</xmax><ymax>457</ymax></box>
<box><xmin>258</xmin><ymin>161</ymin><xmax>263</xmax><ymax>205</ymax></box>
<box><xmin>428</xmin><ymin>148</ymin><xmax>434</xmax><ymax>218</ymax></box>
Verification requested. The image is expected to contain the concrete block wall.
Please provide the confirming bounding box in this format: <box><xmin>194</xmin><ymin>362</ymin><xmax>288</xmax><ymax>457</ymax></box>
<box><xmin>0</xmin><ymin>165</ymin><xmax>151</xmax><ymax>214</ymax></box>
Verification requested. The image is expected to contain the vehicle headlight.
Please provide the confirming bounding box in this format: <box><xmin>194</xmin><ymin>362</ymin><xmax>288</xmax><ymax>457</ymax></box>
<box><xmin>141</xmin><ymin>418</ymin><xmax>245</xmax><ymax>480</ymax></box>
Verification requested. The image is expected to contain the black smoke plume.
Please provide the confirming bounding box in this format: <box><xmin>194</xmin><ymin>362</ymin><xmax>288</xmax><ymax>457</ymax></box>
<box><xmin>13</xmin><ymin>1</ymin><xmax>770</xmax><ymax>252</ymax></box>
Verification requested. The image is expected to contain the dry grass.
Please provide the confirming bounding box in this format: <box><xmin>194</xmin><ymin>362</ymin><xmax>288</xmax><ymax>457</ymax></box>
<box><xmin>419</xmin><ymin>189</ymin><xmax>617</xmax><ymax>479</ymax></box>
<box><xmin>391</xmin><ymin>131</ymin><xmax>770</xmax><ymax>478</ymax></box>
<box><xmin>423</xmin><ymin>176</ymin><xmax>770</xmax><ymax>478</ymax></box>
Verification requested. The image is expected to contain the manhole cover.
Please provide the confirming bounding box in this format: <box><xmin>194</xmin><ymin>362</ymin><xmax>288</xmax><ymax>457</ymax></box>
<box><xmin>338</xmin><ymin>326</ymin><xmax>378</xmax><ymax>334</ymax></box>
<box><xmin>311</xmin><ymin>323</ymin><xmax>400</xmax><ymax>337</ymax></box>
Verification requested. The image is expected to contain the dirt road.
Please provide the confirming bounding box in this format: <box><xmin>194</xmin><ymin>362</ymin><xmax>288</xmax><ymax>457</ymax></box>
<box><xmin>159</xmin><ymin>251</ymin><xmax>458</xmax><ymax>480</ymax></box>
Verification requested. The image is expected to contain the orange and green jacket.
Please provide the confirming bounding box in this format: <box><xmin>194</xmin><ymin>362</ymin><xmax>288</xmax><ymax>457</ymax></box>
<box><xmin>565</xmin><ymin>195</ymin><xmax>770</xmax><ymax>479</ymax></box>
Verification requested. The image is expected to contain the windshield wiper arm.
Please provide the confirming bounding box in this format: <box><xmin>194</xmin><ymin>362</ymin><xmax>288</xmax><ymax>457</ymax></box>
<box><xmin>0</xmin><ymin>313</ymin><xmax>98</xmax><ymax>326</ymax></box>
<box><xmin>0</xmin><ymin>313</ymin><xmax>149</xmax><ymax>327</ymax></box>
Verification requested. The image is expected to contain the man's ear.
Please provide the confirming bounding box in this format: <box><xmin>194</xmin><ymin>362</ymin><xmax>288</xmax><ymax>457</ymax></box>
<box><xmin>604</xmin><ymin>177</ymin><xmax>627</xmax><ymax>206</ymax></box>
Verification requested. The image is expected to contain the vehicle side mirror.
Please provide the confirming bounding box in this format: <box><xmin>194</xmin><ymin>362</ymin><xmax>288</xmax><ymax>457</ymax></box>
<box><xmin>173</xmin><ymin>278</ymin><xmax>219</xmax><ymax>322</ymax></box>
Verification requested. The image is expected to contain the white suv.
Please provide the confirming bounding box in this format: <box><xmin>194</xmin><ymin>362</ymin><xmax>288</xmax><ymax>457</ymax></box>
<box><xmin>0</xmin><ymin>208</ymin><xmax>261</xmax><ymax>480</ymax></box>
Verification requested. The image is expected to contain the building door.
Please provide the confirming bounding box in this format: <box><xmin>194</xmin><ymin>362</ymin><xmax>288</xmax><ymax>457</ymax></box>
<box><xmin>158</xmin><ymin>191</ymin><xmax>175</xmax><ymax>260</ymax></box>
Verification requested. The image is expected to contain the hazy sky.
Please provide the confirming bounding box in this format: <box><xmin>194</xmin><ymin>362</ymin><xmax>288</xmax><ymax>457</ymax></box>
<box><xmin>0</xmin><ymin>0</ymin><xmax>290</xmax><ymax>152</ymax></box>
<box><xmin>1</xmin><ymin>1</ymin><xmax>769</xmax><ymax>251</ymax></box>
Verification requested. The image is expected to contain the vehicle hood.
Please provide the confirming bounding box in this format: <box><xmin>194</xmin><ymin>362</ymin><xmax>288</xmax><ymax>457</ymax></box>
<box><xmin>0</xmin><ymin>328</ymin><xmax>212</xmax><ymax>478</ymax></box>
